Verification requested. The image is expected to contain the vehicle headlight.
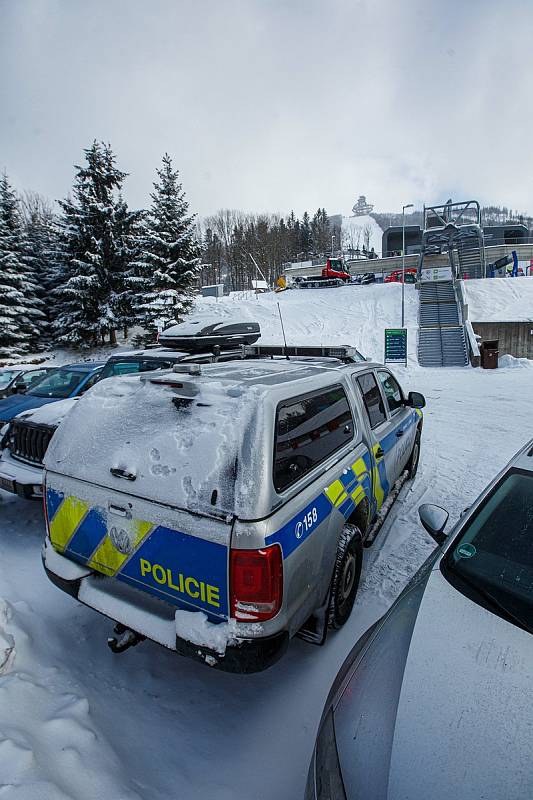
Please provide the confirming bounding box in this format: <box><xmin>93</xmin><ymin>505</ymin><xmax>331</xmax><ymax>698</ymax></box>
<box><xmin>307</xmin><ymin>709</ymin><xmax>347</xmax><ymax>800</ymax></box>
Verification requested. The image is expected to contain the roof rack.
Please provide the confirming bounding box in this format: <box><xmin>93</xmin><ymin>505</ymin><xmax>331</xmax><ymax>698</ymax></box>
<box><xmin>244</xmin><ymin>344</ymin><xmax>366</xmax><ymax>363</ymax></box>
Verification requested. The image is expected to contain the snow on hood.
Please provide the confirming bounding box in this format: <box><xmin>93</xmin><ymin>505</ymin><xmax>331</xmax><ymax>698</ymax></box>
<box><xmin>14</xmin><ymin>398</ymin><xmax>78</xmax><ymax>427</ymax></box>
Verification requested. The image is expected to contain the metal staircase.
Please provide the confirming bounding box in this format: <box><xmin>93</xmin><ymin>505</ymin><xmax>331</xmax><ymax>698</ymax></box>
<box><xmin>455</xmin><ymin>234</ymin><xmax>486</xmax><ymax>279</ymax></box>
<box><xmin>418</xmin><ymin>280</ymin><xmax>468</xmax><ymax>367</ymax></box>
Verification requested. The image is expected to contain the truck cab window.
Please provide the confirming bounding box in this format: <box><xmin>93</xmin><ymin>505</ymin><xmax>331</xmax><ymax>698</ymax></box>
<box><xmin>356</xmin><ymin>373</ymin><xmax>387</xmax><ymax>428</ymax></box>
<box><xmin>377</xmin><ymin>371</ymin><xmax>404</xmax><ymax>414</ymax></box>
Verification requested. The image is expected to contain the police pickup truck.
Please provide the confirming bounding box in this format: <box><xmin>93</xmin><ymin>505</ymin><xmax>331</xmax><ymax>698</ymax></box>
<box><xmin>42</xmin><ymin>340</ymin><xmax>425</xmax><ymax>673</ymax></box>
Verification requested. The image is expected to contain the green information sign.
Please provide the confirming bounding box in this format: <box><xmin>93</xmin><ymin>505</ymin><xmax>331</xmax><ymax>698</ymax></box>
<box><xmin>384</xmin><ymin>328</ymin><xmax>407</xmax><ymax>365</ymax></box>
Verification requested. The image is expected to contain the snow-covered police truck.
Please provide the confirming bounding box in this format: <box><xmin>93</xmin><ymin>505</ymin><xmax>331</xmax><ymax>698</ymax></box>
<box><xmin>41</xmin><ymin>326</ymin><xmax>425</xmax><ymax>672</ymax></box>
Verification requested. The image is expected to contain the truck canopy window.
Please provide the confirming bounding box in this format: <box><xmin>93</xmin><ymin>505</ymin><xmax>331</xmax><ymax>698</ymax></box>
<box><xmin>274</xmin><ymin>385</ymin><xmax>354</xmax><ymax>493</ymax></box>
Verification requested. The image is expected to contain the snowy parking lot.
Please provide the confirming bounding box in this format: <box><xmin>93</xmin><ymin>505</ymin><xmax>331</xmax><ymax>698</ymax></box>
<box><xmin>1</xmin><ymin>286</ymin><xmax>533</xmax><ymax>799</ymax></box>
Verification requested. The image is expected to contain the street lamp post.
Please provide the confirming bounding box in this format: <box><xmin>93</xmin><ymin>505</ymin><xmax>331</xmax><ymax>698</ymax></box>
<box><xmin>401</xmin><ymin>203</ymin><xmax>414</xmax><ymax>327</ymax></box>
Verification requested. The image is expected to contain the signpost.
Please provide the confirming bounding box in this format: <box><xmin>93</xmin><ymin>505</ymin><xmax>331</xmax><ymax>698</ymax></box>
<box><xmin>385</xmin><ymin>328</ymin><xmax>407</xmax><ymax>366</ymax></box>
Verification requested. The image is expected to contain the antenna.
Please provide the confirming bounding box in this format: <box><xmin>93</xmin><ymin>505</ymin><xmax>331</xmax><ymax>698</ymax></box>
<box><xmin>277</xmin><ymin>302</ymin><xmax>289</xmax><ymax>359</ymax></box>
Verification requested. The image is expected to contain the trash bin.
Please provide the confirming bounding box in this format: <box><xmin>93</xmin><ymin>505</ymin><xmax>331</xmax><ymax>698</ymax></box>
<box><xmin>480</xmin><ymin>339</ymin><xmax>499</xmax><ymax>369</ymax></box>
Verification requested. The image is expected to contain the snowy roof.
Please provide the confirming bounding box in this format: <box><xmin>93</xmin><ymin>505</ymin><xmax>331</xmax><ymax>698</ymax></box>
<box><xmin>463</xmin><ymin>277</ymin><xmax>533</xmax><ymax>322</ymax></box>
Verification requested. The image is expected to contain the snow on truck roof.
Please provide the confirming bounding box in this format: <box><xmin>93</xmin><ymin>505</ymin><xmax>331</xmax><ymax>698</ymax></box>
<box><xmin>44</xmin><ymin>356</ymin><xmax>372</xmax><ymax>520</ymax></box>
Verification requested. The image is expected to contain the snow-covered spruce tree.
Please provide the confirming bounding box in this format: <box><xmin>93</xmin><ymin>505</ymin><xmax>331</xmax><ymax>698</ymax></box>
<box><xmin>130</xmin><ymin>154</ymin><xmax>200</xmax><ymax>341</ymax></box>
<box><xmin>19</xmin><ymin>191</ymin><xmax>59</xmax><ymax>348</ymax></box>
<box><xmin>53</xmin><ymin>141</ymin><xmax>135</xmax><ymax>347</ymax></box>
<box><xmin>0</xmin><ymin>174</ymin><xmax>45</xmax><ymax>357</ymax></box>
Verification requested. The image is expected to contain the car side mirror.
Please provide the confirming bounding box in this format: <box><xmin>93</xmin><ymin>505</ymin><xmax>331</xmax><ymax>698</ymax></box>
<box><xmin>407</xmin><ymin>391</ymin><xmax>425</xmax><ymax>409</ymax></box>
<box><xmin>419</xmin><ymin>503</ymin><xmax>449</xmax><ymax>545</ymax></box>
<box><xmin>12</xmin><ymin>382</ymin><xmax>27</xmax><ymax>395</ymax></box>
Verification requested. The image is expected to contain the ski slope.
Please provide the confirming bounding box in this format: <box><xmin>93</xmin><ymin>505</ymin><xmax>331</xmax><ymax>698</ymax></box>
<box><xmin>195</xmin><ymin>282</ymin><xmax>417</xmax><ymax>363</ymax></box>
<box><xmin>340</xmin><ymin>213</ymin><xmax>383</xmax><ymax>256</ymax></box>
<box><xmin>1</xmin><ymin>283</ymin><xmax>533</xmax><ymax>800</ymax></box>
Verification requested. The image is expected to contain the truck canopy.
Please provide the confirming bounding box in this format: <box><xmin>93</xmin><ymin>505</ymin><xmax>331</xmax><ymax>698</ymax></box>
<box><xmin>44</xmin><ymin>369</ymin><xmax>270</xmax><ymax>519</ymax></box>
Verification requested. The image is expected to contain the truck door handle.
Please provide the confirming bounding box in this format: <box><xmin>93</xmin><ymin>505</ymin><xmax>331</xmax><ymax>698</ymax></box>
<box><xmin>110</xmin><ymin>467</ymin><xmax>136</xmax><ymax>481</ymax></box>
<box><xmin>375</xmin><ymin>447</ymin><xmax>384</xmax><ymax>459</ymax></box>
<box><xmin>396</xmin><ymin>430</ymin><xmax>404</xmax><ymax>437</ymax></box>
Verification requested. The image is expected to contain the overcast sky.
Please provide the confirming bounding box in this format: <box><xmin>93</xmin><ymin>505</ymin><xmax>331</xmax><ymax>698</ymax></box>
<box><xmin>1</xmin><ymin>0</ymin><xmax>532</xmax><ymax>218</ymax></box>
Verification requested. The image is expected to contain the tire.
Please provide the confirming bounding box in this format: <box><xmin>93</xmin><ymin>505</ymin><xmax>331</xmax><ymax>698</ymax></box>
<box><xmin>407</xmin><ymin>430</ymin><xmax>421</xmax><ymax>479</ymax></box>
<box><xmin>327</xmin><ymin>524</ymin><xmax>363</xmax><ymax>630</ymax></box>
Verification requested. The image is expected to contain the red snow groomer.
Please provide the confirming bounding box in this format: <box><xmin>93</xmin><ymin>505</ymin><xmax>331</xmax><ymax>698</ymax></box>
<box><xmin>297</xmin><ymin>258</ymin><xmax>351</xmax><ymax>289</ymax></box>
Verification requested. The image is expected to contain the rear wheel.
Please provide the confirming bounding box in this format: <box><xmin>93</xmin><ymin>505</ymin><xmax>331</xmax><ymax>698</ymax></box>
<box><xmin>407</xmin><ymin>430</ymin><xmax>421</xmax><ymax>479</ymax></box>
<box><xmin>328</xmin><ymin>524</ymin><xmax>363</xmax><ymax>630</ymax></box>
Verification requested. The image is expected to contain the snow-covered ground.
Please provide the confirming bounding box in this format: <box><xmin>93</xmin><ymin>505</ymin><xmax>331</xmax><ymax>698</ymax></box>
<box><xmin>1</xmin><ymin>284</ymin><xmax>532</xmax><ymax>799</ymax></box>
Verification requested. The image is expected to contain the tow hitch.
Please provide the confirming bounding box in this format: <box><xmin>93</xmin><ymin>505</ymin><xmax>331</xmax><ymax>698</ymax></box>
<box><xmin>107</xmin><ymin>623</ymin><xmax>146</xmax><ymax>654</ymax></box>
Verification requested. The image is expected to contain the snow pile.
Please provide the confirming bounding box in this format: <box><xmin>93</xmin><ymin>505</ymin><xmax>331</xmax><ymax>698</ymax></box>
<box><xmin>341</xmin><ymin>213</ymin><xmax>383</xmax><ymax>256</ymax></box>
<box><xmin>498</xmin><ymin>354</ymin><xmax>533</xmax><ymax>369</ymax></box>
<box><xmin>193</xmin><ymin>282</ymin><xmax>418</xmax><ymax>364</ymax></box>
<box><xmin>463</xmin><ymin>277</ymin><xmax>533</xmax><ymax>322</ymax></box>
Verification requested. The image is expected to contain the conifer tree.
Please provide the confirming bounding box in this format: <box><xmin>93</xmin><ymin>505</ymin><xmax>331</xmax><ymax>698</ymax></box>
<box><xmin>53</xmin><ymin>141</ymin><xmax>134</xmax><ymax>347</ymax></box>
<box><xmin>0</xmin><ymin>174</ymin><xmax>44</xmax><ymax>357</ymax></box>
<box><xmin>130</xmin><ymin>154</ymin><xmax>200</xmax><ymax>340</ymax></box>
<box><xmin>19</xmin><ymin>191</ymin><xmax>59</xmax><ymax>347</ymax></box>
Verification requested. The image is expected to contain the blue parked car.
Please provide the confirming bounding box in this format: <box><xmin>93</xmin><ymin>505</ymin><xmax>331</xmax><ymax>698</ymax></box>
<box><xmin>0</xmin><ymin>362</ymin><xmax>105</xmax><ymax>427</ymax></box>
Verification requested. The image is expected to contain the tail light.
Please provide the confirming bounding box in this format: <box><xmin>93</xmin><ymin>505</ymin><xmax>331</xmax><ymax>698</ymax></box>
<box><xmin>230</xmin><ymin>545</ymin><xmax>283</xmax><ymax>622</ymax></box>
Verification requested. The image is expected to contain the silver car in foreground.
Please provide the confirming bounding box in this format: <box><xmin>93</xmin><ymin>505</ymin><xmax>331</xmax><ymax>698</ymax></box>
<box><xmin>306</xmin><ymin>439</ymin><xmax>533</xmax><ymax>800</ymax></box>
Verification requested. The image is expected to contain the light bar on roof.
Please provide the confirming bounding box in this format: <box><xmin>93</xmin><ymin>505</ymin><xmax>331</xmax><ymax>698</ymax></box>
<box><xmin>244</xmin><ymin>345</ymin><xmax>365</xmax><ymax>362</ymax></box>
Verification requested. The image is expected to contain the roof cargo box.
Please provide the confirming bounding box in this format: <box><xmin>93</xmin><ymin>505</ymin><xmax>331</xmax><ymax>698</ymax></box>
<box><xmin>158</xmin><ymin>320</ymin><xmax>260</xmax><ymax>352</ymax></box>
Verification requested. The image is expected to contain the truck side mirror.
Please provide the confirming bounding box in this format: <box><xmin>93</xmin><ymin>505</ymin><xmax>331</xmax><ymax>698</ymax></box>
<box><xmin>407</xmin><ymin>391</ymin><xmax>425</xmax><ymax>408</ymax></box>
<box><xmin>419</xmin><ymin>504</ymin><xmax>449</xmax><ymax>545</ymax></box>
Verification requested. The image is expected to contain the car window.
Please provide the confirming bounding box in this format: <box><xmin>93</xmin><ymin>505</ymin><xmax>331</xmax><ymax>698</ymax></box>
<box><xmin>28</xmin><ymin>369</ymin><xmax>85</xmax><ymax>399</ymax></box>
<box><xmin>100</xmin><ymin>359</ymin><xmax>175</xmax><ymax>379</ymax></box>
<box><xmin>377</xmin><ymin>370</ymin><xmax>403</xmax><ymax>414</ymax></box>
<box><xmin>274</xmin><ymin>385</ymin><xmax>354</xmax><ymax>492</ymax></box>
<box><xmin>443</xmin><ymin>469</ymin><xmax>533</xmax><ymax>633</ymax></box>
<box><xmin>0</xmin><ymin>370</ymin><xmax>19</xmax><ymax>389</ymax></box>
<box><xmin>21</xmin><ymin>369</ymin><xmax>49</xmax><ymax>388</ymax></box>
<box><xmin>77</xmin><ymin>370</ymin><xmax>102</xmax><ymax>394</ymax></box>
<box><xmin>356</xmin><ymin>373</ymin><xmax>386</xmax><ymax>428</ymax></box>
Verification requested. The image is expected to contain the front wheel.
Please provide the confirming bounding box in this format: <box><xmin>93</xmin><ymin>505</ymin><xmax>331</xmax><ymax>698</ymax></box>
<box><xmin>328</xmin><ymin>524</ymin><xmax>363</xmax><ymax>630</ymax></box>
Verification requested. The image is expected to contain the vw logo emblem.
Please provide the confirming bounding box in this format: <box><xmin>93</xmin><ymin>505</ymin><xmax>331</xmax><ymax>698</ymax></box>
<box><xmin>109</xmin><ymin>526</ymin><xmax>133</xmax><ymax>555</ymax></box>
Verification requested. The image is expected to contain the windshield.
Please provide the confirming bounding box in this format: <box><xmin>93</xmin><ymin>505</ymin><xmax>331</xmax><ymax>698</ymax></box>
<box><xmin>99</xmin><ymin>358</ymin><xmax>176</xmax><ymax>380</ymax></box>
<box><xmin>0</xmin><ymin>370</ymin><xmax>19</xmax><ymax>389</ymax></box>
<box><xmin>442</xmin><ymin>469</ymin><xmax>533</xmax><ymax>633</ymax></box>
<box><xmin>27</xmin><ymin>368</ymin><xmax>86</xmax><ymax>398</ymax></box>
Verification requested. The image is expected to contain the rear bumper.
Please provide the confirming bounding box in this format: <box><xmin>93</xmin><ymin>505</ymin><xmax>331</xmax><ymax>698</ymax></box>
<box><xmin>43</xmin><ymin>542</ymin><xmax>289</xmax><ymax>674</ymax></box>
<box><xmin>0</xmin><ymin>450</ymin><xmax>43</xmax><ymax>499</ymax></box>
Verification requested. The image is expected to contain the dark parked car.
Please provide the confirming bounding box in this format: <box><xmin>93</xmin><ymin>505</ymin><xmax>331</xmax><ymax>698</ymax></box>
<box><xmin>306</xmin><ymin>440</ymin><xmax>533</xmax><ymax>800</ymax></box>
<box><xmin>360</xmin><ymin>273</ymin><xmax>376</xmax><ymax>285</ymax></box>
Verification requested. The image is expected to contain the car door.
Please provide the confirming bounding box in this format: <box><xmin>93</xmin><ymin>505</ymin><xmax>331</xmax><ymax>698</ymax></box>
<box><xmin>353</xmin><ymin>371</ymin><xmax>394</xmax><ymax>513</ymax></box>
<box><xmin>375</xmin><ymin>369</ymin><xmax>416</xmax><ymax>485</ymax></box>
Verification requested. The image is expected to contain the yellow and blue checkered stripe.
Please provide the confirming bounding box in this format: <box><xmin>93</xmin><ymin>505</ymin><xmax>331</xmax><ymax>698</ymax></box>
<box><xmin>45</xmin><ymin>488</ymin><xmax>228</xmax><ymax>618</ymax></box>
